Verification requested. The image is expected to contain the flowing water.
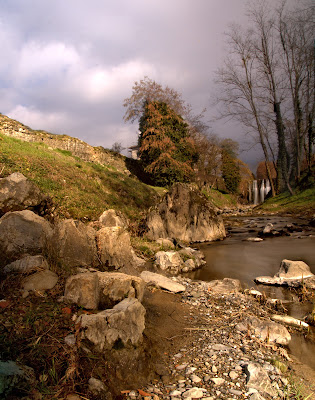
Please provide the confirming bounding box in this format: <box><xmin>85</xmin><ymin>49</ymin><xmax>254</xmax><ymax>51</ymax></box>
<box><xmin>188</xmin><ymin>215</ymin><xmax>315</xmax><ymax>370</ymax></box>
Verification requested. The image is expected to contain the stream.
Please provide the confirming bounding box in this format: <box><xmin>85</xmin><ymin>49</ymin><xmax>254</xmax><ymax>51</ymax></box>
<box><xmin>188</xmin><ymin>215</ymin><xmax>315</xmax><ymax>370</ymax></box>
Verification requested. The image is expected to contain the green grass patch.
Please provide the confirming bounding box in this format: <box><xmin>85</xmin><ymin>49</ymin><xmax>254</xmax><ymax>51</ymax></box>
<box><xmin>0</xmin><ymin>133</ymin><xmax>159</xmax><ymax>221</ymax></box>
<box><xmin>202</xmin><ymin>187</ymin><xmax>238</xmax><ymax>208</ymax></box>
<box><xmin>258</xmin><ymin>187</ymin><xmax>315</xmax><ymax>214</ymax></box>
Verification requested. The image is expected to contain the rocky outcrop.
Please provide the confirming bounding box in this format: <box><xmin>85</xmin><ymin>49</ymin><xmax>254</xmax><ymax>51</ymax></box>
<box><xmin>145</xmin><ymin>183</ymin><xmax>226</xmax><ymax>242</ymax></box>
<box><xmin>0</xmin><ymin>210</ymin><xmax>52</xmax><ymax>266</ymax></box>
<box><xmin>64</xmin><ymin>272</ymin><xmax>145</xmax><ymax>310</ymax></box>
<box><xmin>50</xmin><ymin>219</ymin><xmax>99</xmax><ymax>268</ymax></box>
<box><xmin>97</xmin><ymin>226</ymin><xmax>145</xmax><ymax>273</ymax></box>
<box><xmin>255</xmin><ymin>259</ymin><xmax>315</xmax><ymax>289</ymax></box>
<box><xmin>0</xmin><ymin>172</ymin><xmax>50</xmax><ymax>216</ymax></box>
<box><xmin>77</xmin><ymin>298</ymin><xmax>145</xmax><ymax>351</ymax></box>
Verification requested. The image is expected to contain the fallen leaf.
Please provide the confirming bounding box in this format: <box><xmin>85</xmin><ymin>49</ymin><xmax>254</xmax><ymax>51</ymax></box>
<box><xmin>0</xmin><ymin>300</ymin><xmax>10</xmax><ymax>309</ymax></box>
<box><xmin>138</xmin><ymin>389</ymin><xmax>152</xmax><ymax>396</ymax></box>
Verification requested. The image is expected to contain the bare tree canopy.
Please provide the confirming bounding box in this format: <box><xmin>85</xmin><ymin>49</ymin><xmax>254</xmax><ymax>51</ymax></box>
<box><xmin>215</xmin><ymin>0</ymin><xmax>314</xmax><ymax>195</ymax></box>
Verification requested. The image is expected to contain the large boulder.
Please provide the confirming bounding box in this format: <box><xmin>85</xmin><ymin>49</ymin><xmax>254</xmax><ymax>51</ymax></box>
<box><xmin>77</xmin><ymin>298</ymin><xmax>145</xmax><ymax>351</ymax></box>
<box><xmin>255</xmin><ymin>259</ymin><xmax>314</xmax><ymax>288</ymax></box>
<box><xmin>64</xmin><ymin>272</ymin><xmax>145</xmax><ymax>310</ymax></box>
<box><xmin>145</xmin><ymin>183</ymin><xmax>226</xmax><ymax>242</ymax></box>
<box><xmin>50</xmin><ymin>219</ymin><xmax>99</xmax><ymax>268</ymax></box>
<box><xmin>0</xmin><ymin>172</ymin><xmax>50</xmax><ymax>216</ymax></box>
<box><xmin>97</xmin><ymin>226</ymin><xmax>145</xmax><ymax>273</ymax></box>
<box><xmin>0</xmin><ymin>210</ymin><xmax>52</xmax><ymax>266</ymax></box>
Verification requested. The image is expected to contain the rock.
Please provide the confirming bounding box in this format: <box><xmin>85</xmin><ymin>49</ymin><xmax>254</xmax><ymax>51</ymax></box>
<box><xmin>4</xmin><ymin>255</ymin><xmax>49</xmax><ymax>274</ymax></box>
<box><xmin>248</xmin><ymin>289</ymin><xmax>263</xmax><ymax>297</ymax></box>
<box><xmin>97</xmin><ymin>226</ymin><xmax>145</xmax><ymax>273</ymax></box>
<box><xmin>246</xmin><ymin>237</ymin><xmax>263</xmax><ymax>242</ymax></box>
<box><xmin>78</xmin><ymin>298</ymin><xmax>145</xmax><ymax>351</ymax></box>
<box><xmin>88</xmin><ymin>377</ymin><xmax>106</xmax><ymax>394</ymax></box>
<box><xmin>271</xmin><ymin>314</ymin><xmax>309</xmax><ymax>328</ymax></box>
<box><xmin>262</xmin><ymin>223</ymin><xmax>273</xmax><ymax>234</ymax></box>
<box><xmin>211</xmin><ymin>377</ymin><xmax>225</xmax><ymax>385</ymax></box>
<box><xmin>154</xmin><ymin>251</ymin><xmax>184</xmax><ymax>274</ymax></box>
<box><xmin>0</xmin><ymin>210</ymin><xmax>52</xmax><ymax>266</ymax></box>
<box><xmin>245</xmin><ymin>363</ymin><xmax>278</xmax><ymax>398</ymax></box>
<box><xmin>276</xmin><ymin>259</ymin><xmax>313</xmax><ymax>280</ymax></box>
<box><xmin>156</xmin><ymin>238</ymin><xmax>175</xmax><ymax>250</ymax></box>
<box><xmin>0</xmin><ymin>172</ymin><xmax>49</xmax><ymax>216</ymax></box>
<box><xmin>255</xmin><ymin>259</ymin><xmax>314</xmax><ymax>287</ymax></box>
<box><xmin>249</xmin><ymin>393</ymin><xmax>266</xmax><ymax>400</ymax></box>
<box><xmin>50</xmin><ymin>219</ymin><xmax>98</xmax><ymax>268</ymax></box>
<box><xmin>204</xmin><ymin>278</ymin><xmax>242</xmax><ymax>294</ymax></box>
<box><xmin>64</xmin><ymin>273</ymin><xmax>100</xmax><ymax>309</ymax></box>
<box><xmin>64</xmin><ymin>334</ymin><xmax>76</xmax><ymax>347</ymax></box>
<box><xmin>0</xmin><ymin>360</ymin><xmax>35</xmax><ymax>396</ymax></box>
<box><xmin>236</xmin><ymin>316</ymin><xmax>291</xmax><ymax>345</ymax></box>
<box><xmin>178</xmin><ymin>247</ymin><xmax>206</xmax><ymax>268</ymax></box>
<box><xmin>140</xmin><ymin>271</ymin><xmax>186</xmax><ymax>293</ymax></box>
<box><xmin>64</xmin><ymin>272</ymin><xmax>144</xmax><ymax>310</ymax></box>
<box><xmin>99</xmin><ymin>209</ymin><xmax>128</xmax><ymax>229</ymax></box>
<box><xmin>97</xmin><ymin>272</ymin><xmax>145</xmax><ymax>308</ymax></box>
<box><xmin>22</xmin><ymin>270</ymin><xmax>58</xmax><ymax>293</ymax></box>
<box><xmin>182</xmin><ymin>387</ymin><xmax>205</xmax><ymax>399</ymax></box>
<box><xmin>145</xmin><ymin>183</ymin><xmax>226</xmax><ymax>242</ymax></box>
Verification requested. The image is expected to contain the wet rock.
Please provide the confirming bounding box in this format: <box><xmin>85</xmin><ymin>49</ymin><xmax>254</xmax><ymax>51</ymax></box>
<box><xmin>145</xmin><ymin>183</ymin><xmax>226</xmax><ymax>242</ymax></box>
<box><xmin>78</xmin><ymin>298</ymin><xmax>145</xmax><ymax>351</ymax></box>
<box><xmin>140</xmin><ymin>271</ymin><xmax>186</xmax><ymax>293</ymax></box>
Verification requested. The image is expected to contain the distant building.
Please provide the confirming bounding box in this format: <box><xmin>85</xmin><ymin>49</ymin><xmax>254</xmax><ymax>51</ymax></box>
<box><xmin>128</xmin><ymin>145</ymin><xmax>140</xmax><ymax>160</ymax></box>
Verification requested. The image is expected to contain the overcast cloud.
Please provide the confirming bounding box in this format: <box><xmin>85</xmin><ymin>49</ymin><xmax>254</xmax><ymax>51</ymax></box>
<box><xmin>0</xmin><ymin>0</ymin><xmax>263</xmax><ymax>168</ymax></box>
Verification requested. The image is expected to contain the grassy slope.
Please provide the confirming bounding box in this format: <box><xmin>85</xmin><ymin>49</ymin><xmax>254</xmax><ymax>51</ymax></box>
<box><xmin>257</xmin><ymin>187</ymin><xmax>315</xmax><ymax>215</ymax></box>
<box><xmin>0</xmin><ymin>133</ymin><xmax>161</xmax><ymax>223</ymax></box>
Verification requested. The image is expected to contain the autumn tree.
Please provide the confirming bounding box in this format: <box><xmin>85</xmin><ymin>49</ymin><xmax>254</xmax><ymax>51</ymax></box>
<box><xmin>138</xmin><ymin>101</ymin><xmax>198</xmax><ymax>186</ymax></box>
<box><xmin>124</xmin><ymin>76</ymin><xmax>209</xmax><ymax>136</ymax></box>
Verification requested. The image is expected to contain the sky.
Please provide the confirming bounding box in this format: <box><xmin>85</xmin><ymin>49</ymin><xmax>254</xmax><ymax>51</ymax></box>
<box><xmin>0</xmin><ymin>0</ymin><xmax>264</xmax><ymax>169</ymax></box>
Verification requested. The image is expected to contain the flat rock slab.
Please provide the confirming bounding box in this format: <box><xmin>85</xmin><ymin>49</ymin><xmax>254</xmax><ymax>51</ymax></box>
<box><xmin>245</xmin><ymin>363</ymin><xmax>278</xmax><ymax>398</ymax></box>
<box><xmin>140</xmin><ymin>271</ymin><xmax>186</xmax><ymax>293</ymax></box>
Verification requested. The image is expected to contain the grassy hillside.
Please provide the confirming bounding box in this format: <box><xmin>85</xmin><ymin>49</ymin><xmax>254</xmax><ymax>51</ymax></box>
<box><xmin>0</xmin><ymin>133</ymin><xmax>162</xmax><ymax>223</ymax></box>
<box><xmin>257</xmin><ymin>187</ymin><xmax>315</xmax><ymax>215</ymax></box>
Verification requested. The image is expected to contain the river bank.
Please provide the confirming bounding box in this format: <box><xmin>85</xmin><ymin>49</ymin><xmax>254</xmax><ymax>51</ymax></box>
<box><xmin>121</xmin><ymin>276</ymin><xmax>315</xmax><ymax>400</ymax></box>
